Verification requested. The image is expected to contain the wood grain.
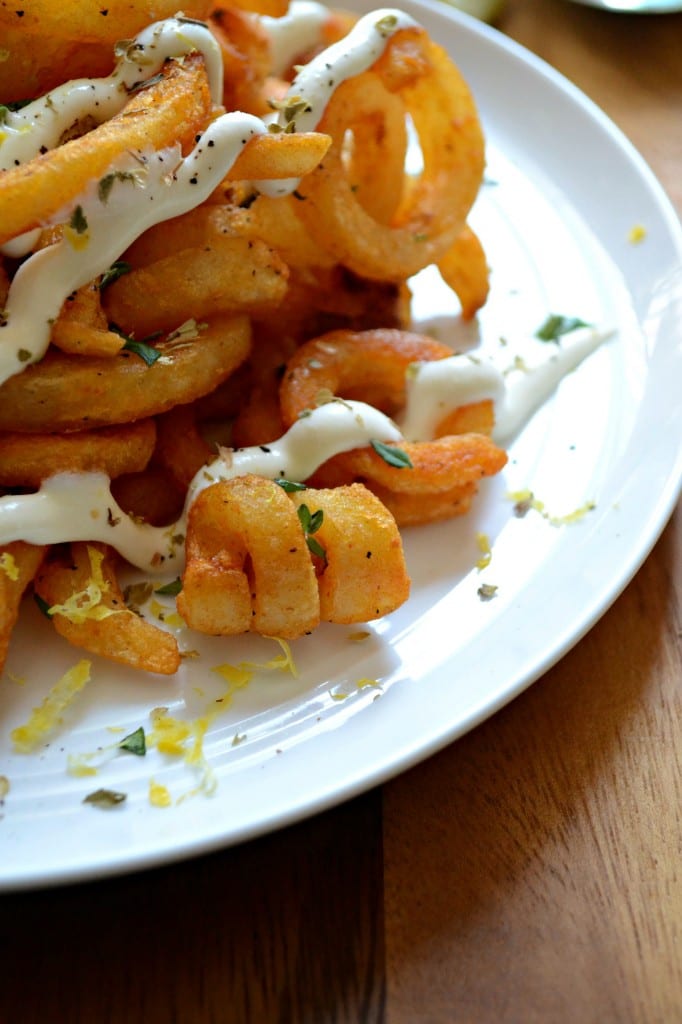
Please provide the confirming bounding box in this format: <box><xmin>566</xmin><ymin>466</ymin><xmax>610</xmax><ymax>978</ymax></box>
<box><xmin>384</xmin><ymin>2</ymin><xmax>682</xmax><ymax>1020</ymax></box>
<box><xmin>0</xmin><ymin>790</ymin><xmax>385</xmax><ymax>1024</ymax></box>
<box><xmin>385</xmin><ymin>512</ymin><xmax>682</xmax><ymax>1022</ymax></box>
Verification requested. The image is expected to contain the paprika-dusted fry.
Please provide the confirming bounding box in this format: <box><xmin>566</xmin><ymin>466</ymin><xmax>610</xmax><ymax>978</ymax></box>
<box><xmin>0</xmin><ymin>420</ymin><xmax>156</xmax><ymax>488</ymax></box>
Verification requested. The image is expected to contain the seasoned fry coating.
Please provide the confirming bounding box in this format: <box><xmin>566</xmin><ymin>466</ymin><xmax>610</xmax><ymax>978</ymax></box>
<box><xmin>0</xmin><ymin>543</ymin><xmax>47</xmax><ymax>674</ymax></box>
<box><xmin>290</xmin><ymin>485</ymin><xmax>410</xmax><ymax>622</ymax></box>
<box><xmin>0</xmin><ymin>52</ymin><xmax>213</xmax><ymax>247</ymax></box>
<box><xmin>280</xmin><ymin>329</ymin><xmax>454</xmax><ymax>424</ymax></box>
<box><xmin>0</xmin><ymin>315</ymin><xmax>251</xmax><ymax>432</ymax></box>
<box><xmin>178</xmin><ymin>477</ymin><xmax>321</xmax><ymax>639</ymax></box>
<box><xmin>35</xmin><ymin>543</ymin><xmax>180</xmax><ymax>675</ymax></box>
<box><xmin>0</xmin><ymin>420</ymin><xmax>156</xmax><ymax>487</ymax></box>
<box><xmin>292</xmin><ymin>30</ymin><xmax>484</xmax><ymax>281</ymax></box>
<box><xmin>104</xmin><ymin>236</ymin><xmax>288</xmax><ymax>336</ymax></box>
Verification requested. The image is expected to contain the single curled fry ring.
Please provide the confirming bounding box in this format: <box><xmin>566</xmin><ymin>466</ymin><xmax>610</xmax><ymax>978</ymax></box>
<box><xmin>0</xmin><ymin>419</ymin><xmax>156</xmax><ymax>487</ymax></box>
<box><xmin>280</xmin><ymin>328</ymin><xmax>454</xmax><ymax>425</ymax></box>
<box><xmin>0</xmin><ymin>314</ymin><xmax>251</xmax><ymax>432</ymax></box>
<box><xmin>279</xmin><ymin>328</ymin><xmax>506</xmax><ymax>525</ymax></box>
<box><xmin>292</xmin><ymin>29</ymin><xmax>485</xmax><ymax>281</ymax></box>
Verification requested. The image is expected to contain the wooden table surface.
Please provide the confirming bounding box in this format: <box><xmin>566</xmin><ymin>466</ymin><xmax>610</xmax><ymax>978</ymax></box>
<box><xmin>1</xmin><ymin>1</ymin><xmax>681</xmax><ymax>1021</ymax></box>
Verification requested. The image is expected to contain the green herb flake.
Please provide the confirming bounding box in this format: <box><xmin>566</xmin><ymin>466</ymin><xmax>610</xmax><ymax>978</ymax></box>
<box><xmin>83</xmin><ymin>788</ymin><xmax>127</xmax><ymax>809</ymax></box>
<box><xmin>275</xmin><ymin>479</ymin><xmax>307</xmax><ymax>493</ymax></box>
<box><xmin>119</xmin><ymin>726</ymin><xmax>146</xmax><ymax>756</ymax></box>
<box><xmin>375</xmin><ymin>13</ymin><xmax>398</xmax><ymax>35</ymax></box>
<box><xmin>370</xmin><ymin>439</ymin><xmax>413</xmax><ymax>469</ymax></box>
<box><xmin>69</xmin><ymin>204</ymin><xmax>88</xmax><ymax>235</ymax></box>
<box><xmin>113</xmin><ymin>331</ymin><xmax>161</xmax><ymax>366</ymax></box>
<box><xmin>477</xmin><ymin>583</ymin><xmax>498</xmax><ymax>602</ymax></box>
<box><xmin>99</xmin><ymin>260</ymin><xmax>131</xmax><ymax>290</ymax></box>
<box><xmin>535</xmin><ymin>314</ymin><xmax>589</xmax><ymax>343</ymax></box>
<box><xmin>33</xmin><ymin>593</ymin><xmax>53</xmax><ymax>618</ymax></box>
<box><xmin>17</xmin><ymin>348</ymin><xmax>32</xmax><ymax>362</ymax></box>
<box><xmin>155</xmin><ymin>577</ymin><xmax>182</xmax><ymax>597</ymax></box>
<box><xmin>297</xmin><ymin>503</ymin><xmax>326</xmax><ymax>562</ymax></box>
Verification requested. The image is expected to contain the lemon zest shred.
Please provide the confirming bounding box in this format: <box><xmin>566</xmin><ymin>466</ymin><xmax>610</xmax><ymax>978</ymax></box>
<box><xmin>0</xmin><ymin>551</ymin><xmax>19</xmax><ymax>582</ymax></box>
<box><xmin>475</xmin><ymin>532</ymin><xmax>492</xmax><ymax>570</ymax></box>
<box><xmin>48</xmin><ymin>546</ymin><xmax>121</xmax><ymax>624</ymax></box>
<box><xmin>67</xmin><ymin>754</ymin><xmax>99</xmax><ymax>777</ymax></box>
<box><xmin>628</xmin><ymin>223</ymin><xmax>647</xmax><ymax>244</ymax></box>
<box><xmin>149</xmin><ymin>778</ymin><xmax>172</xmax><ymax>807</ymax></box>
<box><xmin>11</xmin><ymin>659</ymin><xmax>91</xmax><ymax>753</ymax></box>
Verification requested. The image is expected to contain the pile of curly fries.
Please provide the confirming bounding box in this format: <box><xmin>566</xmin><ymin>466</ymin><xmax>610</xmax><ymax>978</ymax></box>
<box><xmin>0</xmin><ymin>0</ymin><xmax>506</xmax><ymax>676</ymax></box>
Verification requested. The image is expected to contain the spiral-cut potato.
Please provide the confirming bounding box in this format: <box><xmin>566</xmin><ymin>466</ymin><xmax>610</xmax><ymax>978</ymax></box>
<box><xmin>279</xmin><ymin>328</ymin><xmax>506</xmax><ymax>525</ymax></box>
<box><xmin>0</xmin><ymin>420</ymin><xmax>156</xmax><ymax>487</ymax></box>
<box><xmin>291</xmin><ymin>28</ymin><xmax>485</xmax><ymax>284</ymax></box>
<box><xmin>178</xmin><ymin>475</ymin><xmax>321</xmax><ymax>639</ymax></box>
<box><xmin>178</xmin><ymin>476</ymin><xmax>410</xmax><ymax>636</ymax></box>
<box><xmin>0</xmin><ymin>315</ymin><xmax>252</xmax><ymax>433</ymax></box>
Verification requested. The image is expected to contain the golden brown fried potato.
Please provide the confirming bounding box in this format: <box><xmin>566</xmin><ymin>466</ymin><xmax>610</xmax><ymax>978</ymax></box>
<box><xmin>437</xmin><ymin>225</ymin><xmax>490</xmax><ymax>321</ymax></box>
<box><xmin>35</xmin><ymin>542</ymin><xmax>180</xmax><ymax>675</ymax></box>
<box><xmin>51</xmin><ymin>281</ymin><xmax>125</xmax><ymax>358</ymax></box>
<box><xmin>0</xmin><ymin>420</ymin><xmax>156</xmax><ymax>487</ymax></box>
<box><xmin>292</xmin><ymin>31</ymin><xmax>484</xmax><ymax>282</ymax></box>
<box><xmin>208</xmin><ymin>6</ymin><xmax>272</xmax><ymax>115</ymax></box>
<box><xmin>104</xmin><ymin>235</ymin><xmax>288</xmax><ymax>336</ymax></box>
<box><xmin>290</xmin><ymin>484</ymin><xmax>410</xmax><ymax>622</ymax></box>
<box><xmin>178</xmin><ymin>477</ymin><xmax>321</xmax><ymax>639</ymax></box>
<box><xmin>0</xmin><ymin>52</ymin><xmax>212</xmax><ymax>246</ymax></box>
<box><xmin>0</xmin><ymin>314</ymin><xmax>251</xmax><ymax>432</ymax></box>
<box><xmin>0</xmin><ymin>2</ymin><xmax>212</xmax><ymax>102</ymax></box>
<box><xmin>0</xmin><ymin>542</ymin><xmax>47</xmax><ymax>673</ymax></box>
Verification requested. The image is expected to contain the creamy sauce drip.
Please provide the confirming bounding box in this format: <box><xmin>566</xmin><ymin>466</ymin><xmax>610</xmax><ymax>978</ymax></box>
<box><xmin>0</xmin><ymin>18</ymin><xmax>223</xmax><ymax>173</ymax></box>
<box><xmin>0</xmin><ymin>401</ymin><xmax>402</xmax><ymax>572</ymax></box>
<box><xmin>261</xmin><ymin>0</ymin><xmax>331</xmax><ymax>77</ymax></box>
<box><xmin>0</xmin><ymin>112</ymin><xmax>265</xmax><ymax>384</ymax></box>
<box><xmin>399</xmin><ymin>328</ymin><xmax>610</xmax><ymax>445</ymax></box>
<box><xmin>257</xmin><ymin>5</ymin><xmax>416</xmax><ymax>196</ymax></box>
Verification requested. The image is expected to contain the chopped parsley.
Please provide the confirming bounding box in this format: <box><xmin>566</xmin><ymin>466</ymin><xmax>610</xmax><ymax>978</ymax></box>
<box><xmin>83</xmin><ymin>788</ymin><xmax>127</xmax><ymax>809</ymax></box>
<box><xmin>370</xmin><ymin>439</ymin><xmax>413</xmax><ymax>469</ymax></box>
<box><xmin>119</xmin><ymin>726</ymin><xmax>146</xmax><ymax>756</ymax></box>
<box><xmin>155</xmin><ymin>577</ymin><xmax>182</xmax><ymax>597</ymax></box>
<box><xmin>275</xmin><ymin>479</ymin><xmax>307</xmax><ymax>493</ymax></box>
<box><xmin>69</xmin><ymin>204</ymin><xmax>88</xmax><ymax>235</ymax></box>
<box><xmin>297</xmin><ymin>503</ymin><xmax>326</xmax><ymax>561</ymax></box>
<box><xmin>99</xmin><ymin>260</ymin><xmax>131</xmax><ymax>290</ymax></box>
<box><xmin>535</xmin><ymin>314</ymin><xmax>589</xmax><ymax>343</ymax></box>
<box><xmin>109</xmin><ymin>324</ymin><xmax>161</xmax><ymax>366</ymax></box>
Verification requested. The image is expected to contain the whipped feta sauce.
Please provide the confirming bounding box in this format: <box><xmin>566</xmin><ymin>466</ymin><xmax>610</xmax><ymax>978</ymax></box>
<box><xmin>0</xmin><ymin>17</ymin><xmax>224</xmax><ymax>172</ymax></box>
<box><xmin>0</xmin><ymin>401</ymin><xmax>402</xmax><ymax>572</ymax></box>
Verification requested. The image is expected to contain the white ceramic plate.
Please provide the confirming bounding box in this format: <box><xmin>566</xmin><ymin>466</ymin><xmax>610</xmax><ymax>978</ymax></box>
<box><xmin>1</xmin><ymin>0</ymin><xmax>681</xmax><ymax>891</ymax></box>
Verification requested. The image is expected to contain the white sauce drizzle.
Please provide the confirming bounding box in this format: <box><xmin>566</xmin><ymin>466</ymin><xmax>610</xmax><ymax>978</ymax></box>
<box><xmin>0</xmin><ymin>112</ymin><xmax>266</xmax><ymax>384</ymax></box>
<box><xmin>257</xmin><ymin>6</ymin><xmax>417</xmax><ymax>196</ymax></box>
<box><xmin>0</xmin><ymin>401</ymin><xmax>402</xmax><ymax>572</ymax></box>
<box><xmin>0</xmin><ymin>18</ymin><xmax>223</xmax><ymax>173</ymax></box>
<box><xmin>399</xmin><ymin>327</ymin><xmax>610</xmax><ymax>445</ymax></box>
<box><xmin>260</xmin><ymin>0</ymin><xmax>331</xmax><ymax>77</ymax></box>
